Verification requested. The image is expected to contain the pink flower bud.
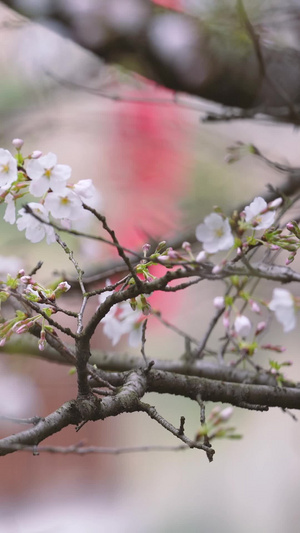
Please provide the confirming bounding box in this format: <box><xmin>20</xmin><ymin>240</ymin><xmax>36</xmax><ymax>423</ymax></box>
<box><xmin>57</xmin><ymin>281</ymin><xmax>71</xmax><ymax>293</ymax></box>
<box><xmin>219</xmin><ymin>406</ymin><xmax>233</xmax><ymax>421</ymax></box>
<box><xmin>12</xmin><ymin>138</ymin><xmax>24</xmax><ymax>150</ymax></box>
<box><xmin>182</xmin><ymin>241</ymin><xmax>191</xmax><ymax>252</ymax></box>
<box><xmin>38</xmin><ymin>330</ymin><xmax>46</xmax><ymax>351</ymax></box>
<box><xmin>223</xmin><ymin>310</ymin><xmax>230</xmax><ymax>329</ymax></box>
<box><xmin>261</xmin><ymin>343</ymin><xmax>286</xmax><ymax>353</ymax></box>
<box><xmin>21</xmin><ymin>275</ymin><xmax>32</xmax><ymax>284</ymax></box>
<box><xmin>255</xmin><ymin>321</ymin><xmax>266</xmax><ymax>335</ymax></box>
<box><xmin>213</xmin><ymin>296</ymin><xmax>225</xmax><ymax>310</ymax></box>
<box><xmin>212</xmin><ymin>264</ymin><xmax>222</xmax><ymax>274</ymax></box>
<box><xmin>142</xmin><ymin>243</ymin><xmax>151</xmax><ymax>255</ymax></box>
<box><xmin>167</xmin><ymin>249</ymin><xmax>179</xmax><ymax>259</ymax></box>
<box><xmin>208</xmin><ymin>406</ymin><xmax>221</xmax><ymax>421</ymax></box>
<box><xmin>30</xmin><ymin>150</ymin><xmax>43</xmax><ymax>159</ymax></box>
<box><xmin>286</xmin><ymin>222</ymin><xmax>294</xmax><ymax>231</ymax></box>
<box><xmin>249</xmin><ymin>299</ymin><xmax>260</xmax><ymax>314</ymax></box>
<box><xmin>196</xmin><ymin>251</ymin><xmax>207</xmax><ymax>263</ymax></box>
<box><xmin>0</xmin><ymin>338</ymin><xmax>6</xmax><ymax>347</ymax></box>
<box><xmin>268</xmin><ymin>198</ymin><xmax>282</xmax><ymax>209</ymax></box>
<box><xmin>270</xmin><ymin>245</ymin><xmax>280</xmax><ymax>251</ymax></box>
<box><xmin>15</xmin><ymin>324</ymin><xmax>30</xmax><ymax>334</ymax></box>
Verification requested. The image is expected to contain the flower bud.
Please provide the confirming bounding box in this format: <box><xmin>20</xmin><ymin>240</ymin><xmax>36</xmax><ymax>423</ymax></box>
<box><xmin>249</xmin><ymin>299</ymin><xmax>260</xmax><ymax>314</ymax></box>
<box><xmin>286</xmin><ymin>253</ymin><xmax>296</xmax><ymax>265</ymax></box>
<box><xmin>56</xmin><ymin>281</ymin><xmax>71</xmax><ymax>293</ymax></box>
<box><xmin>157</xmin><ymin>255</ymin><xmax>168</xmax><ymax>263</ymax></box>
<box><xmin>268</xmin><ymin>198</ymin><xmax>282</xmax><ymax>209</ymax></box>
<box><xmin>212</xmin><ymin>264</ymin><xmax>222</xmax><ymax>274</ymax></box>
<box><xmin>182</xmin><ymin>241</ymin><xmax>191</xmax><ymax>252</ymax></box>
<box><xmin>223</xmin><ymin>310</ymin><xmax>230</xmax><ymax>329</ymax></box>
<box><xmin>142</xmin><ymin>243</ymin><xmax>151</xmax><ymax>256</ymax></box>
<box><xmin>30</xmin><ymin>150</ymin><xmax>43</xmax><ymax>159</ymax></box>
<box><xmin>130</xmin><ymin>298</ymin><xmax>137</xmax><ymax>311</ymax></box>
<box><xmin>213</xmin><ymin>296</ymin><xmax>225</xmax><ymax>310</ymax></box>
<box><xmin>219</xmin><ymin>406</ymin><xmax>233</xmax><ymax>421</ymax></box>
<box><xmin>196</xmin><ymin>251</ymin><xmax>207</xmax><ymax>263</ymax></box>
<box><xmin>155</xmin><ymin>241</ymin><xmax>167</xmax><ymax>253</ymax></box>
<box><xmin>20</xmin><ymin>275</ymin><xmax>32</xmax><ymax>284</ymax></box>
<box><xmin>15</xmin><ymin>323</ymin><xmax>30</xmax><ymax>334</ymax></box>
<box><xmin>166</xmin><ymin>248</ymin><xmax>177</xmax><ymax>259</ymax></box>
<box><xmin>39</xmin><ymin>330</ymin><xmax>46</xmax><ymax>351</ymax></box>
<box><xmin>255</xmin><ymin>321</ymin><xmax>266</xmax><ymax>335</ymax></box>
<box><xmin>12</xmin><ymin>138</ymin><xmax>24</xmax><ymax>150</ymax></box>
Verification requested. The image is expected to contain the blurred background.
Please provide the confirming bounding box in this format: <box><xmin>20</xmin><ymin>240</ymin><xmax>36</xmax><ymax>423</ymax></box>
<box><xmin>0</xmin><ymin>2</ymin><xmax>300</xmax><ymax>532</ymax></box>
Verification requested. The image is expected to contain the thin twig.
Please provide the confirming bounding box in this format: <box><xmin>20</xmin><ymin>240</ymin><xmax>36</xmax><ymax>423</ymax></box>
<box><xmin>10</xmin><ymin>290</ymin><xmax>78</xmax><ymax>339</ymax></box>
<box><xmin>139</xmin><ymin>400</ymin><xmax>215</xmax><ymax>462</ymax></box>
<box><xmin>23</xmin><ymin>204</ymin><xmax>141</xmax><ymax>259</ymax></box>
<box><xmin>55</xmin><ymin>234</ymin><xmax>87</xmax><ymax>335</ymax></box>
<box><xmin>82</xmin><ymin>203</ymin><xmax>143</xmax><ymax>288</ymax></box>
<box><xmin>0</xmin><ymin>443</ymin><xmax>189</xmax><ymax>454</ymax></box>
<box><xmin>140</xmin><ymin>319</ymin><xmax>148</xmax><ymax>366</ymax></box>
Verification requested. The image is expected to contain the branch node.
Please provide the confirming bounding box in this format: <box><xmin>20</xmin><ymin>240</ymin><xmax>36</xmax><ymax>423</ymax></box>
<box><xmin>178</xmin><ymin>416</ymin><xmax>185</xmax><ymax>436</ymax></box>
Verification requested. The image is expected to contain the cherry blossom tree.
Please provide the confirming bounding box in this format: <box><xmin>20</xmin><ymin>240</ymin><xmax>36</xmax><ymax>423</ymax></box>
<box><xmin>0</xmin><ymin>0</ymin><xmax>300</xmax><ymax>463</ymax></box>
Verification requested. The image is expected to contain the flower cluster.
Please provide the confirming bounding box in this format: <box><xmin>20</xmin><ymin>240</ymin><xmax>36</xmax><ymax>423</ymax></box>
<box><xmin>0</xmin><ymin>269</ymin><xmax>71</xmax><ymax>351</ymax></box>
<box><xmin>195</xmin><ymin>196</ymin><xmax>281</xmax><ymax>255</ymax></box>
<box><xmin>0</xmin><ymin>140</ymin><xmax>98</xmax><ymax>244</ymax></box>
<box><xmin>99</xmin><ymin>282</ymin><xmax>146</xmax><ymax>347</ymax></box>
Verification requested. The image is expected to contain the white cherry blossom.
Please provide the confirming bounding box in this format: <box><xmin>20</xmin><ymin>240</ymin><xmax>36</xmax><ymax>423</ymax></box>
<box><xmin>213</xmin><ymin>296</ymin><xmax>225</xmax><ymax>310</ymax></box>
<box><xmin>99</xmin><ymin>285</ymin><xmax>143</xmax><ymax>346</ymax></box>
<box><xmin>234</xmin><ymin>315</ymin><xmax>251</xmax><ymax>337</ymax></box>
<box><xmin>0</xmin><ymin>149</ymin><xmax>18</xmax><ymax>189</ymax></box>
<box><xmin>72</xmin><ymin>179</ymin><xmax>96</xmax><ymax>201</ymax></box>
<box><xmin>3</xmin><ymin>193</ymin><xmax>16</xmax><ymax>224</ymax></box>
<box><xmin>27</xmin><ymin>152</ymin><xmax>71</xmax><ymax>197</ymax></box>
<box><xmin>244</xmin><ymin>197</ymin><xmax>275</xmax><ymax>230</ymax></box>
<box><xmin>196</xmin><ymin>213</ymin><xmax>234</xmax><ymax>253</ymax></box>
<box><xmin>16</xmin><ymin>203</ymin><xmax>56</xmax><ymax>244</ymax></box>
<box><xmin>268</xmin><ymin>288</ymin><xmax>296</xmax><ymax>332</ymax></box>
<box><xmin>44</xmin><ymin>189</ymin><xmax>85</xmax><ymax>220</ymax></box>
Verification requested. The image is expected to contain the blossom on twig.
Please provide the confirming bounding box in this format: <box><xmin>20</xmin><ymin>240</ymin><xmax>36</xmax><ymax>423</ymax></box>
<box><xmin>244</xmin><ymin>197</ymin><xmax>276</xmax><ymax>230</ymax></box>
<box><xmin>268</xmin><ymin>288</ymin><xmax>296</xmax><ymax>333</ymax></box>
<box><xmin>44</xmin><ymin>189</ymin><xmax>85</xmax><ymax>220</ymax></box>
<box><xmin>196</xmin><ymin>213</ymin><xmax>234</xmax><ymax>253</ymax></box>
<box><xmin>0</xmin><ymin>149</ymin><xmax>18</xmax><ymax>188</ymax></box>
<box><xmin>234</xmin><ymin>315</ymin><xmax>251</xmax><ymax>337</ymax></box>
<box><xmin>99</xmin><ymin>283</ymin><xmax>144</xmax><ymax>347</ymax></box>
<box><xmin>27</xmin><ymin>152</ymin><xmax>71</xmax><ymax>197</ymax></box>
<box><xmin>16</xmin><ymin>203</ymin><xmax>56</xmax><ymax>244</ymax></box>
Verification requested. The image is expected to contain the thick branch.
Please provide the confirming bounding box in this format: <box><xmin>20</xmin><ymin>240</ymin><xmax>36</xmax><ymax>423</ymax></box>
<box><xmin>3</xmin><ymin>336</ymin><xmax>299</xmax><ymax>391</ymax></box>
<box><xmin>144</xmin><ymin>370</ymin><xmax>300</xmax><ymax>410</ymax></box>
<box><xmin>0</xmin><ymin>371</ymin><xmax>147</xmax><ymax>456</ymax></box>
